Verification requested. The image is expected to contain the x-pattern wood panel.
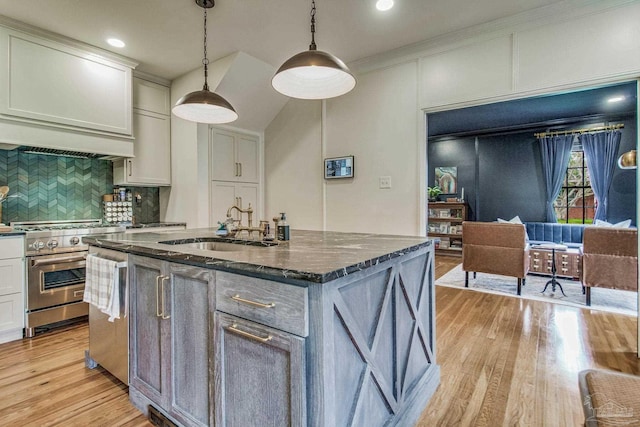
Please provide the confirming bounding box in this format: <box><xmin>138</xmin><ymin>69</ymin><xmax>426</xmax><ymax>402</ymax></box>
<box><xmin>332</xmin><ymin>255</ymin><xmax>434</xmax><ymax>425</ymax></box>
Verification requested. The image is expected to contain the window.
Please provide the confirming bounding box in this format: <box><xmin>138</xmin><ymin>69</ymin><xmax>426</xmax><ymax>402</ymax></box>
<box><xmin>554</xmin><ymin>148</ymin><xmax>595</xmax><ymax>224</ymax></box>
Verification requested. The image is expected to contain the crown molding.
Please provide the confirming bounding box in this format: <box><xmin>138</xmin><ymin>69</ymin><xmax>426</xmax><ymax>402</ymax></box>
<box><xmin>349</xmin><ymin>0</ymin><xmax>637</xmax><ymax>75</ymax></box>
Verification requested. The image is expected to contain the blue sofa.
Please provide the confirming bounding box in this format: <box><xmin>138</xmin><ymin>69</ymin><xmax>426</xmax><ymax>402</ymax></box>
<box><xmin>525</xmin><ymin>222</ymin><xmax>586</xmax><ymax>249</ymax></box>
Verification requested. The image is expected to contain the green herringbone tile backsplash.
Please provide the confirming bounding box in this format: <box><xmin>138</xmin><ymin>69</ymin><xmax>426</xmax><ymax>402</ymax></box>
<box><xmin>0</xmin><ymin>150</ymin><xmax>160</xmax><ymax>224</ymax></box>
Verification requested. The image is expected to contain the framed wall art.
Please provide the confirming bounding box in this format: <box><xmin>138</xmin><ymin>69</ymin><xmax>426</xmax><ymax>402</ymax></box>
<box><xmin>434</xmin><ymin>166</ymin><xmax>457</xmax><ymax>194</ymax></box>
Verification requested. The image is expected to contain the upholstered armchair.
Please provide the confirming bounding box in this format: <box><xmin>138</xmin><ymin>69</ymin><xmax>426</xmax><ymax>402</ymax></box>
<box><xmin>462</xmin><ymin>221</ymin><xmax>530</xmax><ymax>295</ymax></box>
<box><xmin>581</xmin><ymin>227</ymin><xmax>638</xmax><ymax>306</ymax></box>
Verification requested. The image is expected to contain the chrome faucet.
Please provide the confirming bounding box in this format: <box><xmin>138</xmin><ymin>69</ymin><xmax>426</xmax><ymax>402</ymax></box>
<box><xmin>225</xmin><ymin>203</ymin><xmax>266</xmax><ymax>239</ymax></box>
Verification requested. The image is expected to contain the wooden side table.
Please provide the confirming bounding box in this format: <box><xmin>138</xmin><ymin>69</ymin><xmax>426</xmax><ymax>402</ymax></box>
<box><xmin>532</xmin><ymin>243</ymin><xmax>569</xmax><ymax>296</ymax></box>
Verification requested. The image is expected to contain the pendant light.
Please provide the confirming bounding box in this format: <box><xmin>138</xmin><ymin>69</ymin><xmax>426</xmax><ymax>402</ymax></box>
<box><xmin>618</xmin><ymin>149</ymin><xmax>637</xmax><ymax>169</ymax></box>
<box><xmin>272</xmin><ymin>0</ymin><xmax>356</xmax><ymax>100</ymax></box>
<box><xmin>172</xmin><ymin>0</ymin><xmax>238</xmax><ymax>124</ymax></box>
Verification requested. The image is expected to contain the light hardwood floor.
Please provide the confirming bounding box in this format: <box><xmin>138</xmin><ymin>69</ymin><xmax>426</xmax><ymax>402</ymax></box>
<box><xmin>0</xmin><ymin>255</ymin><xmax>637</xmax><ymax>426</ymax></box>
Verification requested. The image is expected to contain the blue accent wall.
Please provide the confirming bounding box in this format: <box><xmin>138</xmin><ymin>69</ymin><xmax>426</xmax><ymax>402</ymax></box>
<box><xmin>0</xmin><ymin>150</ymin><xmax>160</xmax><ymax>224</ymax></box>
<box><xmin>428</xmin><ymin>117</ymin><xmax>637</xmax><ymax>225</ymax></box>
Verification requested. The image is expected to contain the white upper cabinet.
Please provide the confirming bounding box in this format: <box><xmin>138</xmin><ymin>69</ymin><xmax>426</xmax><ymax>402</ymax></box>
<box><xmin>133</xmin><ymin>77</ymin><xmax>171</xmax><ymax>115</ymax></box>
<box><xmin>0</xmin><ymin>26</ymin><xmax>133</xmax><ymax>135</ymax></box>
<box><xmin>210</xmin><ymin>128</ymin><xmax>259</xmax><ymax>183</ymax></box>
<box><xmin>114</xmin><ymin>77</ymin><xmax>171</xmax><ymax>186</ymax></box>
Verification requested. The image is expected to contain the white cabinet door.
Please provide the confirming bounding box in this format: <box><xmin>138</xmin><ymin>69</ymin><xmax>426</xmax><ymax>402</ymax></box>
<box><xmin>0</xmin><ymin>258</ymin><xmax>23</xmax><ymax>296</ymax></box>
<box><xmin>114</xmin><ymin>78</ymin><xmax>171</xmax><ymax>186</ymax></box>
<box><xmin>210</xmin><ymin>182</ymin><xmax>259</xmax><ymax>226</ymax></box>
<box><xmin>211</xmin><ymin>182</ymin><xmax>239</xmax><ymax>226</ymax></box>
<box><xmin>0</xmin><ymin>293</ymin><xmax>23</xmax><ymax>332</ymax></box>
<box><xmin>236</xmin><ymin>136</ymin><xmax>259</xmax><ymax>184</ymax></box>
<box><xmin>0</xmin><ymin>236</ymin><xmax>24</xmax><ymax>343</ymax></box>
<box><xmin>236</xmin><ymin>183</ymin><xmax>258</xmax><ymax>214</ymax></box>
<box><xmin>210</xmin><ymin>130</ymin><xmax>237</xmax><ymax>182</ymax></box>
<box><xmin>210</xmin><ymin>129</ymin><xmax>259</xmax><ymax>184</ymax></box>
<box><xmin>133</xmin><ymin>77</ymin><xmax>171</xmax><ymax>115</ymax></box>
<box><xmin>129</xmin><ymin>111</ymin><xmax>171</xmax><ymax>185</ymax></box>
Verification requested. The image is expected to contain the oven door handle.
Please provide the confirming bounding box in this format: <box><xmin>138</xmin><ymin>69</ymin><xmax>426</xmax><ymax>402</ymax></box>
<box><xmin>31</xmin><ymin>254</ymin><xmax>87</xmax><ymax>266</ymax></box>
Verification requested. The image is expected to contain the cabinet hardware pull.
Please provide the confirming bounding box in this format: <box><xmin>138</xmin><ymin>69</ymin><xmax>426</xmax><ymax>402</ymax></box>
<box><xmin>231</xmin><ymin>294</ymin><xmax>275</xmax><ymax>309</ymax></box>
<box><xmin>74</xmin><ymin>290</ymin><xmax>84</xmax><ymax>297</ymax></box>
<box><xmin>226</xmin><ymin>323</ymin><xmax>273</xmax><ymax>343</ymax></box>
<box><xmin>156</xmin><ymin>275</ymin><xmax>162</xmax><ymax>317</ymax></box>
<box><xmin>235</xmin><ymin>162</ymin><xmax>240</xmax><ymax>176</ymax></box>
<box><xmin>239</xmin><ymin>163</ymin><xmax>242</xmax><ymax>176</ymax></box>
<box><xmin>161</xmin><ymin>276</ymin><xmax>170</xmax><ymax>320</ymax></box>
<box><xmin>128</xmin><ymin>159</ymin><xmax>133</xmax><ymax>177</ymax></box>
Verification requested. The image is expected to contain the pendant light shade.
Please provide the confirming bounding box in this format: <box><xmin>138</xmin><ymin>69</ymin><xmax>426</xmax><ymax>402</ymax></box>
<box><xmin>172</xmin><ymin>0</ymin><xmax>237</xmax><ymax>124</ymax></box>
<box><xmin>272</xmin><ymin>0</ymin><xmax>356</xmax><ymax>100</ymax></box>
<box><xmin>173</xmin><ymin>89</ymin><xmax>238</xmax><ymax>124</ymax></box>
<box><xmin>618</xmin><ymin>149</ymin><xmax>637</xmax><ymax>169</ymax></box>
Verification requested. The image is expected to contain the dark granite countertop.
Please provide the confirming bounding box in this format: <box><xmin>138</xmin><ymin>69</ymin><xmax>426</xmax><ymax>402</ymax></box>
<box><xmin>84</xmin><ymin>229</ymin><xmax>432</xmax><ymax>284</ymax></box>
<box><xmin>126</xmin><ymin>222</ymin><xmax>187</xmax><ymax>229</ymax></box>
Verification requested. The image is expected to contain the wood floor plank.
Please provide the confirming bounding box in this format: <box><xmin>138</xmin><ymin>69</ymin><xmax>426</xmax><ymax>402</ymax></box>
<box><xmin>0</xmin><ymin>254</ymin><xmax>636</xmax><ymax>426</ymax></box>
<box><xmin>417</xmin><ymin>256</ymin><xmax>640</xmax><ymax>426</ymax></box>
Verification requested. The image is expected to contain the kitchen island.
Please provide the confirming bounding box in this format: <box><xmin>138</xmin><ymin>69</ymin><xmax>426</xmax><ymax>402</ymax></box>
<box><xmin>84</xmin><ymin>229</ymin><xmax>439</xmax><ymax>427</ymax></box>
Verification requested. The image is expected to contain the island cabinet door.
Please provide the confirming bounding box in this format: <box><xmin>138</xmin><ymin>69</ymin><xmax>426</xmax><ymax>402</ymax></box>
<box><xmin>214</xmin><ymin>312</ymin><xmax>307</xmax><ymax>427</ymax></box>
<box><xmin>129</xmin><ymin>255</ymin><xmax>169</xmax><ymax>408</ymax></box>
<box><xmin>166</xmin><ymin>262</ymin><xmax>215</xmax><ymax>427</ymax></box>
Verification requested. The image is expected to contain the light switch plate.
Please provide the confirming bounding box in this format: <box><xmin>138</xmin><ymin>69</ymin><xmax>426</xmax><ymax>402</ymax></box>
<box><xmin>379</xmin><ymin>176</ymin><xmax>392</xmax><ymax>189</ymax></box>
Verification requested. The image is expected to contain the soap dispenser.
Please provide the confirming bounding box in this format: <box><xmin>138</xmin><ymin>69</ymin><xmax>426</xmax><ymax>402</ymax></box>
<box><xmin>277</xmin><ymin>212</ymin><xmax>290</xmax><ymax>241</ymax></box>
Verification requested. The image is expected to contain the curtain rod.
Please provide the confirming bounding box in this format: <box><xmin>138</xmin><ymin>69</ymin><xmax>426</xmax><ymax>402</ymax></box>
<box><xmin>534</xmin><ymin>123</ymin><xmax>624</xmax><ymax>138</ymax></box>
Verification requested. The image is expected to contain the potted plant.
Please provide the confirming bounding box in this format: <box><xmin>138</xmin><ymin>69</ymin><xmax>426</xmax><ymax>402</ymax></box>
<box><xmin>427</xmin><ymin>186</ymin><xmax>442</xmax><ymax>202</ymax></box>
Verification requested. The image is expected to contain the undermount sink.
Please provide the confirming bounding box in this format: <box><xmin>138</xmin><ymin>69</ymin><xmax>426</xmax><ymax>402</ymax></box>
<box><xmin>158</xmin><ymin>238</ymin><xmax>278</xmax><ymax>252</ymax></box>
<box><xmin>169</xmin><ymin>241</ymin><xmax>246</xmax><ymax>252</ymax></box>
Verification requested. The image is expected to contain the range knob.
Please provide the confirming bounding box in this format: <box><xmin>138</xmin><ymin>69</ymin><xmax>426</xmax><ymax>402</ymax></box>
<box><xmin>46</xmin><ymin>240</ymin><xmax>59</xmax><ymax>249</ymax></box>
<box><xmin>32</xmin><ymin>240</ymin><xmax>45</xmax><ymax>251</ymax></box>
<box><xmin>70</xmin><ymin>236</ymin><xmax>80</xmax><ymax>245</ymax></box>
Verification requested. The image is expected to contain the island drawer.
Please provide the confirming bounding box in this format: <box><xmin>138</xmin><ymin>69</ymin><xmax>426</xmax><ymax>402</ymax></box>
<box><xmin>215</xmin><ymin>271</ymin><xmax>309</xmax><ymax>337</ymax></box>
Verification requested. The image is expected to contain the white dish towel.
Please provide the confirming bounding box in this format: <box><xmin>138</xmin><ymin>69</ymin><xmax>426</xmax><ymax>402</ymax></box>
<box><xmin>83</xmin><ymin>253</ymin><xmax>121</xmax><ymax>322</ymax></box>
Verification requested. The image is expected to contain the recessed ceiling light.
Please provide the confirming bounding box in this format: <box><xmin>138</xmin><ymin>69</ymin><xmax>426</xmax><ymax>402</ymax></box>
<box><xmin>607</xmin><ymin>96</ymin><xmax>625</xmax><ymax>103</ymax></box>
<box><xmin>376</xmin><ymin>0</ymin><xmax>394</xmax><ymax>11</ymax></box>
<box><xmin>107</xmin><ymin>38</ymin><xmax>125</xmax><ymax>48</ymax></box>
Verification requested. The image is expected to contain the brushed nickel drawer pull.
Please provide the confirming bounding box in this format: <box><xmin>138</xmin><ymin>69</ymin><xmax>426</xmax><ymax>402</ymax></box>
<box><xmin>226</xmin><ymin>323</ymin><xmax>273</xmax><ymax>343</ymax></box>
<box><xmin>161</xmin><ymin>276</ymin><xmax>170</xmax><ymax>320</ymax></box>
<box><xmin>231</xmin><ymin>294</ymin><xmax>275</xmax><ymax>309</ymax></box>
<box><xmin>74</xmin><ymin>290</ymin><xmax>84</xmax><ymax>297</ymax></box>
<box><xmin>156</xmin><ymin>275</ymin><xmax>162</xmax><ymax>317</ymax></box>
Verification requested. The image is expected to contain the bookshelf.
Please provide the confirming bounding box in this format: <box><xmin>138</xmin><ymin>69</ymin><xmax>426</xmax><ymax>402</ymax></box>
<box><xmin>427</xmin><ymin>202</ymin><xmax>468</xmax><ymax>256</ymax></box>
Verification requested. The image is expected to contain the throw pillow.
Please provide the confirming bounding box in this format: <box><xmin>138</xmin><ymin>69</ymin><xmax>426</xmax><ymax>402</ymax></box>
<box><xmin>497</xmin><ymin>215</ymin><xmax>523</xmax><ymax>224</ymax></box>
<box><xmin>496</xmin><ymin>216</ymin><xmax>529</xmax><ymax>240</ymax></box>
<box><xmin>594</xmin><ymin>219</ymin><xmax>632</xmax><ymax>228</ymax></box>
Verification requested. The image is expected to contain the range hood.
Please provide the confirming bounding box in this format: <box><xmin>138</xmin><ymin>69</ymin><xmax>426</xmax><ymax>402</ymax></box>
<box><xmin>0</xmin><ymin>118</ymin><xmax>134</xmax><ymax>160</ymax></box>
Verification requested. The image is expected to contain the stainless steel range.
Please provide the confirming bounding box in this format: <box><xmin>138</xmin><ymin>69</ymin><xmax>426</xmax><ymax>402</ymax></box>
<box><xmin>11</xmin><ymin>219</ymin><xmax>125</xmax><ymax>337</ymax></box>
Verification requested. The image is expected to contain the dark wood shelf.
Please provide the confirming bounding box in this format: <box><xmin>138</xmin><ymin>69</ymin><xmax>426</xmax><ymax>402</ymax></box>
<box><xmin>428</xmin><ymin>202</ymin><xmax>468</xmax><ymax>257</ymax></box>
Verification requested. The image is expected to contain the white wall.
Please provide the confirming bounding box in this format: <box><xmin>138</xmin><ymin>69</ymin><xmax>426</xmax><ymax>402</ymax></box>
<box><xmin>160</xmin><ymin>66</ymin><xmax>201</xmax><ymax>226</ymax></box>
<box><xmin>264</xmin><ymin>0</ymin><xmax>640</xmax><ymax>237</ymax></box>
<box><xmin>325</xmin><ymin>61</ymin><xmax>420</xmax><ymax>235</ymax></box>
<box><xmin>265</xmin><ymin>99</ymin><xmax>323</xmax><ymax>230</ymax></box>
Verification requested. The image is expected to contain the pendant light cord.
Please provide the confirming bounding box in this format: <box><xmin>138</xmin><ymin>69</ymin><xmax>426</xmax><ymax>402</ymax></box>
<box><xmin>202</xmin><ymin>7</ymin><xmax>210</xmax><ymax>91</ymax></box>
<box><xmin>309</xmin><ymin>0</ymin><xmax>317</xmax><ymax>51</ymax></box>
